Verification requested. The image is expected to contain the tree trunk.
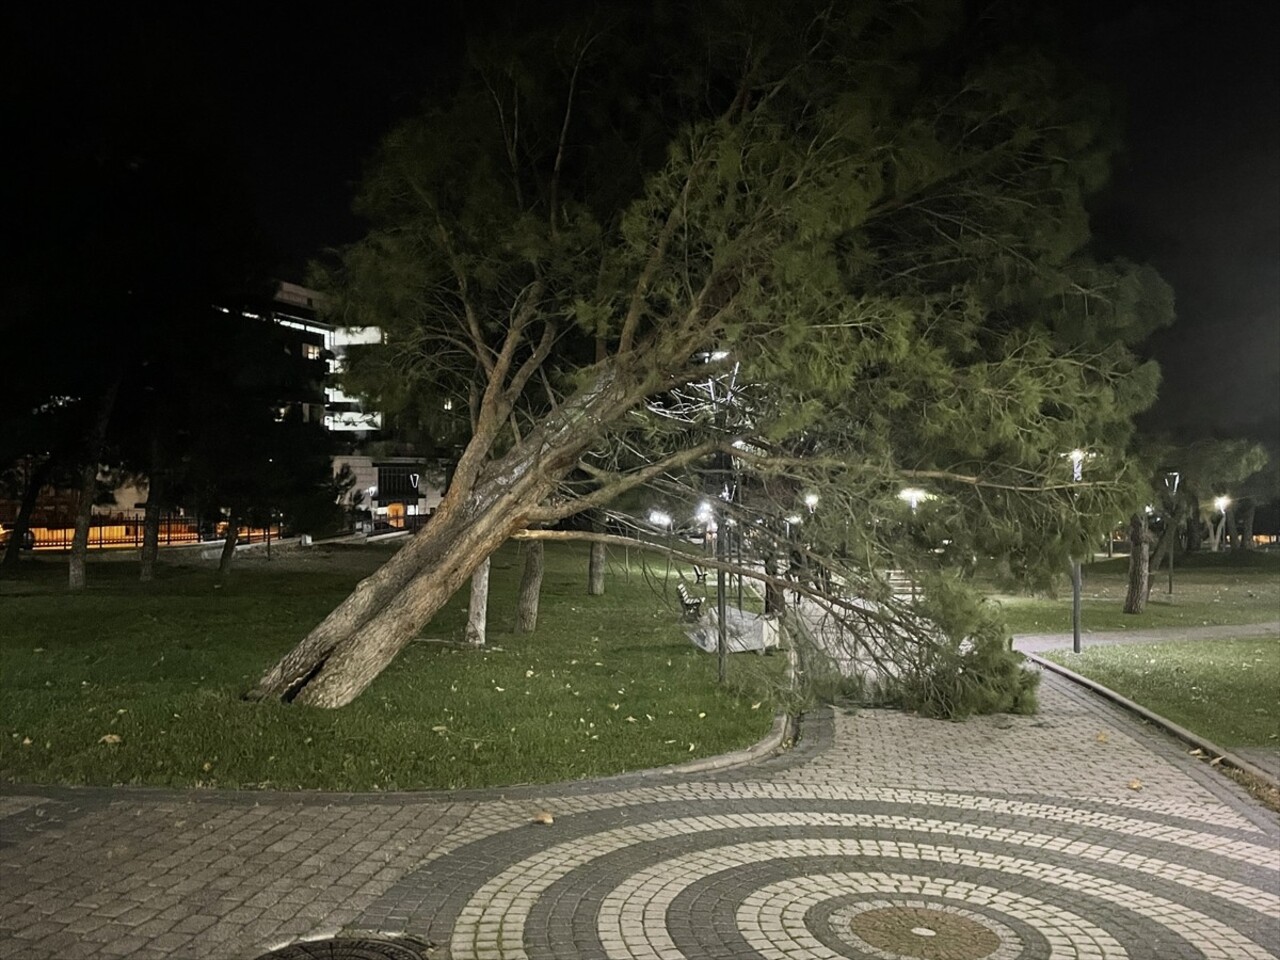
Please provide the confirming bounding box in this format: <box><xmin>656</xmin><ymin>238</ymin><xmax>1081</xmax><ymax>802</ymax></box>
<box><xmin>1123</xmin><ymin>514</ymin><xmax>1150</xmax><ymax>614</ymax></box>
<box><xmin>1234</xmin><ymin>502</ymin><xmax>1255</xmax><ymax>550</ymax></box>
<box><xmin>465</xmin><ymin>556</ymin><xmax>491</xmax><ymax>646</ymax></box>
<box><xmin>764</xmin><ymin>551</ymin><xmax>786</xmax><ymax>614</ymax></box>
<box><xmin>515</xmin><ymin>540</ymin><xmax>544</xmax><ymax>633</ymax></box>
<box><xmin>1146</xmin><ymin>516</ymin><xmax>1177</xmax><ymax>600</ymax></box>
<box><xmin>218</xmin><ymin>511</ymin><xmax>239</xmax><ymax>577</ymax></box>
<box><xmin>69</xmin><ymin>378</ymin><xmax>122</xmax><ymax>592</ymax></box>
<box><xmin>139</xmin><ymin>458</ymin><xmax>164</xmax><ymax>582</ymax></box>
<box><xmin>245</xmin><ymin>363</ymin><xmax>653</xmax><ymax>708</ymax></box>
<box><xmin>2</xmin><ymin>457</ymin><xmax>51</xmax><ymax>572</ymax></box>
<box><xmin>587</xmin><ymin>543</ymin><xmax>606</xmax><ymax>596</ymax></box>
<box><xmin>1184</xmin><ymin>508</ymin><xmax>1203</xmax><ymax>552</ymax></box>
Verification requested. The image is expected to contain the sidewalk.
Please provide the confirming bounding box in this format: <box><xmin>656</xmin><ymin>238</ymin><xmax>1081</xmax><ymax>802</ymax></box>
<box><xmin>1013</xmin><ymin>618</ymin><xmax>1280</xmax><ymax>653</ymax></box>
<box><xmin>2</xmin><ymin>669</ymin><xmax>1277</xmax><ymax>959</ymax></box>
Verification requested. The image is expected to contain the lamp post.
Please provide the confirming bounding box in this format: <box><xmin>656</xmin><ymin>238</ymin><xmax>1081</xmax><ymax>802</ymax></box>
<box><xmin>1069</xmin><ymin>449</ymin><xmax>1085</xmax><ymax>654</ymax></box>
<box><xmin>716</xmin><ymin>503</ymin><xmax>728</xmax><ymax>684</ymax></box>
<box><xmin>1164</xmin><ymin>471</ymin><xmax>1180</xmax><ymax>594</ymax></box>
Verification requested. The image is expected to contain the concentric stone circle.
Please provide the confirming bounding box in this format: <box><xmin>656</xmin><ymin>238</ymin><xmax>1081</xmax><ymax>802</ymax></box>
<box><xmin>840</xmin><ymin>901</ymin><xmax>1006</xmax><ymax>960</ymax></box>
<box><xmin>359</xmin><ymin>782</ymin><xmax>1279</xmax><ymax>960</ymax></box>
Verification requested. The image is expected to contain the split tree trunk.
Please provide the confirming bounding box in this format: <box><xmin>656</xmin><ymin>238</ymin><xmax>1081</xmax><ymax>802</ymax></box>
<box><xmin>245</xmin><ymin>362</ymin><xmax>656</xmax><ymax>709</ymax></box>
<box><xmin>516</xmin><ymin>540</ymin><xmax>544</xmax><ymax>633</ymax></box>
<box><xmin>1123</xmin><ymin>514</ymin><xmax>1150</xmax><ymax>614</ymax></box>
<box><xmin>465</xmin><ymin>557</ymin><xmax>491</xmax><ymax>646</ymax></box>
<box><xmin>246</xmin><ymin>497</ymin><xmax>524</xmax><ymax>707</ymax></box>
<box><xmin>218</xmin><ymin>512</ymin><xmax>240</xmax><ymax>578</ymax></box>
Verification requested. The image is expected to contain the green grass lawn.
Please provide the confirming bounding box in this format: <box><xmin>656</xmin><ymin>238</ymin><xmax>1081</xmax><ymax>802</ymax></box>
<box><xmin>1042</xmin><ymin>637</ymin><xmax>1280</xmax><ymax>748</ymax></box>
<box><xmin>0</xmin><ymin>541</ymin><xmax>784</xmax><ymax>791</ymax></box>
<box><xmin>987</xmin><ymin>551</ymin><xmax>1280</xmax><ymax>635</ymax></box>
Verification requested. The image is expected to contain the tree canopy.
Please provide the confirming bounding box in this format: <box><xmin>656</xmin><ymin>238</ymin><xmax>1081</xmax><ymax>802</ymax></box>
<box><xmin>253</xmin><ymin>0</ymin><xmax>1174</xmax><ymax>710</ymax></box>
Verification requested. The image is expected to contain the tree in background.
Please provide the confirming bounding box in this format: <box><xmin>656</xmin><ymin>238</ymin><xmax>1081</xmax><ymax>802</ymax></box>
<box><xmin>249</xmin><ymin>0</ymin><xmax>1172</xmax><ymax>709</ymax></box>
<box><xmin>5</xmin><ymin>29</ymin><xmax>278</xmax><ymax>588</ymax></box>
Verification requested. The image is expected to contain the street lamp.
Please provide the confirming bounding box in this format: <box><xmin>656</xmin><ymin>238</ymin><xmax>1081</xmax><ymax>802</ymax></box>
<box><xmin>1163</xmin><ymin>471</ymin><xmax>1181</xmax><ymax>594</ymax></box>
<box><xmin>803</xmin><ymin>492</ymin><xmax>820</xmax><ymax>513</ymax></box>
<box><xmin>1064</xmin><ymin>451</ymin><xmax>1087</xmax><ymax>653</ymax></box>
<box><xmin>897</xmin><ymin>487</ymin><xmax>932</xmax><ymax>512</ymax></box>
<box><xmin>1069</xmin><ymin>449</ymin><xmax>1086</xmax><ymax>482</ymax></box>
<box><xmin>648</xmin><ymin>509</ymin><xmax>672</xmax><ymax>530</ymax></box>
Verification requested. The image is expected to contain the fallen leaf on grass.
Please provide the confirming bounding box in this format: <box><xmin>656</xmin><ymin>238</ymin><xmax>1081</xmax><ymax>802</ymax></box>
<box><xmin>98</xmin><ymin>734</ymin><xmax>122</xmax><ymax>745</ymax></box>
<box><xmin>1127</xmin><ymin>778</ymin><xmax>1143</xmax><ymax>791</ymax></box>
<box><xmin>531</xmin><ymin>810</ymin><xmax>555</xmax><ymax>825</ymax></box>
<box><xmin>1189</xmin><ymin>748</ymin><xmax>1205</xmax><ymax>757</ymax></box>
<box><xmin>1094</xmin><ymin>732</ymin><xmax>1109</xmax><ymax>744</ymax></box>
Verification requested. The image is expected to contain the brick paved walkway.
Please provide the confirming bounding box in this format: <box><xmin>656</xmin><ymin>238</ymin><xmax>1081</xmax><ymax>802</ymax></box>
<box><xmin>2</xmin><ymin>669</ymin><xmax>1278</xmax><ymax>959</ymax></box>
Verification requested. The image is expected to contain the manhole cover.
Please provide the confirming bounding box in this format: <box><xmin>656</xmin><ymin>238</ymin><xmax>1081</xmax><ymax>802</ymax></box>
<box><xmin>256</xmin><ymin>937</ymin><xmax>428</xmax><ymax>960</ymax></box>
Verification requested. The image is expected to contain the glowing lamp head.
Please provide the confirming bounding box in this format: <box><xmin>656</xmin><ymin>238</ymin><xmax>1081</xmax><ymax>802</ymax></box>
<box><xmin>648</xmin><ymin>509</ymin><xmax>672</xmax><ymax>528</ymax></box>
<box><xmin>898</xmin><ymin>487</ymin><xmax>931</xmax><ymax>510</ymax></box>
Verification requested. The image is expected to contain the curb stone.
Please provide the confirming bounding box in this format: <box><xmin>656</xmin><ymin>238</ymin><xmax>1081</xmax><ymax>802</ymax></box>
<box><xmin>1027</xmin><ymin>651</ymin><xmax>1280</xmax><ymax>790</ymax></box>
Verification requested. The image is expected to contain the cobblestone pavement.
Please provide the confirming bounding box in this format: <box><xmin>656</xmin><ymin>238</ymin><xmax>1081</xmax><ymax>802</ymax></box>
<box><xmin>3</xmin><ymin>670</ymin><xmax>1278</xmax><ymax>959</ymax></box>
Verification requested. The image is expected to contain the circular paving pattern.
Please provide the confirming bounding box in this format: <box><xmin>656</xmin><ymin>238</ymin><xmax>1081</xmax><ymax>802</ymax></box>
<box><xmin>360</xmin><ymin>784</ymin><xmax>1280</xmax><ymax>960</ymax></box>
<box><xmin>837</xmin><ymin>899</ymin><xmax>1016</xmax><ymax>960</ymax></box>
<box><xmin>841</xmin><ymin>901</ymin><xmax>1006</xmax><ymax>959</ymax></box>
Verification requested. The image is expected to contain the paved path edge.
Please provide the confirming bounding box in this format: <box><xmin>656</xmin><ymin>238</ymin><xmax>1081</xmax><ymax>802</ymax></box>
<box><xmin>1026</xmin><ymin>652</ymin><xmax>1280</xmax><ymax>790</ymax></box>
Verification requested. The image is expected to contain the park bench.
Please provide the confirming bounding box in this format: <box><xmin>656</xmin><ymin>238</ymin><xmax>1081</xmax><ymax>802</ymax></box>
<box><xmin>676</xmin><ymin>582</ymin><xmax>704</xmax><ymax>619</ymax></box>
<box><xmin>884</xmin><ymin>569</ymin><xmax>921</xmax><ymax>602</ymax></box>
<box><xmin>691</xmin><ymin>564</ymin><xmax>707</xmax><ymax>584</ymax></box>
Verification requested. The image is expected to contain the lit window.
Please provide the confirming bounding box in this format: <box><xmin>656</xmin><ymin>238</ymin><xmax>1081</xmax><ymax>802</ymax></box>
<box><xmin>303</xmin><ymin>343</ymin><xmax>322</xmax><ymax>360</ymax></box>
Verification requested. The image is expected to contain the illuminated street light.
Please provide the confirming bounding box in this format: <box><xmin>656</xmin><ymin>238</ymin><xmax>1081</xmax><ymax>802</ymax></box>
<box><xmin>1213</xmin><ymin>495</ymin><xmax>1231</xmax><ymax>514</ymax></box>
<box><xmin>1063</xmin><ymin>451</ymin><xmax>1086</xmax><ymax>652</ymax></box>
<box><xmin>1162</xmin><ymin>470</ymin><xmax>1181</xmax><ymax>596</ymax></box>
<box><xmin>648</xmin><ymin>509</ymin><xmax>672</xmax><ymax>529</ymax></box>
<box><xmin>897</xmin><ymin>488</ymin><xmax>932</xmax><ymax>512</ymax></box>
<box><xmin>1069</xmin><ymin>448</ymin><xmax>1085</xmax><ymax>482</ymax></box>
<box><xmin>695</xmin><ymin>501</ymin><xmax>714</xmax><ymax>525</ymax></box>
<box><xmin>803</xmin><ymin>492</ymin><xmax>820</xmax><ymax>513</ymax></box>
<box><xmin>785</xmin><ymin>514</ymin><xmax>802</xmax><ymax>526</ymax></box>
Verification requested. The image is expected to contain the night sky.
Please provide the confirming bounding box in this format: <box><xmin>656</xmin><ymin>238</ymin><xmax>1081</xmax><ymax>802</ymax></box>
<box><xmin>8</xmin><ymin>2</ymin><xmax>1278</xmax><ymax>443</ymax></box>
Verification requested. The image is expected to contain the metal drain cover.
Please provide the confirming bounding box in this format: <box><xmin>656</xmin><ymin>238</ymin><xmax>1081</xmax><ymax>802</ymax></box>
<box><xmin>256</xmin><ymin>937</ymin><xmax>428</xmax><ymax>960</ymax></box>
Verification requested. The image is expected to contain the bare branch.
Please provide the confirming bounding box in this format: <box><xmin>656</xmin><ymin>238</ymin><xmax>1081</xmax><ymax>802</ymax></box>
<box><xmin>530</xmin><ymin>437</ymin><xmax>732</xmax><ymax>521</ymax></box>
